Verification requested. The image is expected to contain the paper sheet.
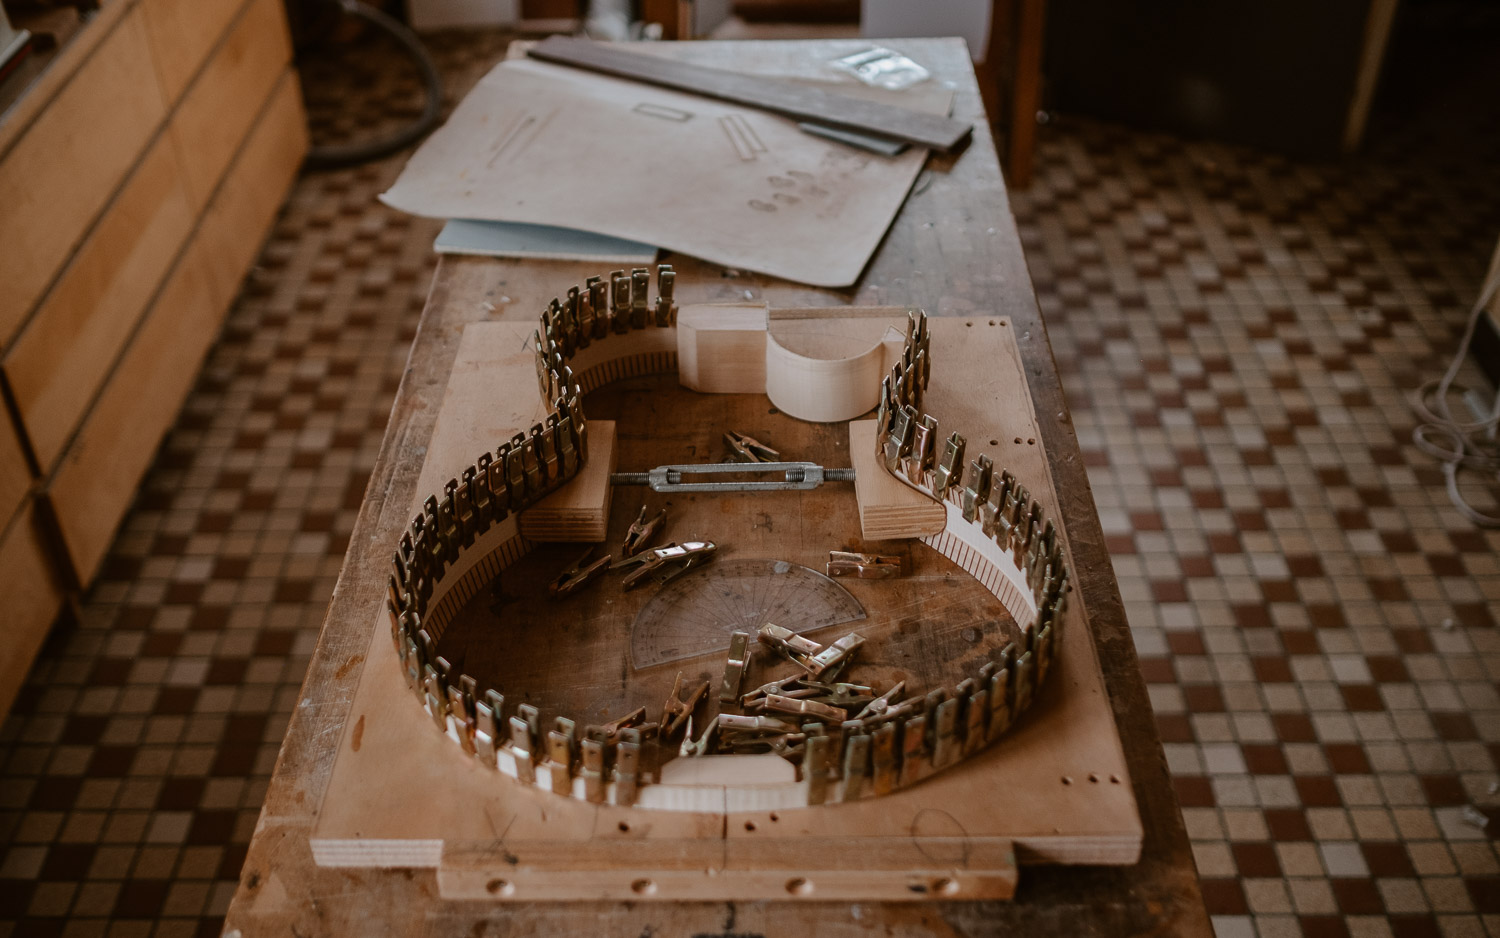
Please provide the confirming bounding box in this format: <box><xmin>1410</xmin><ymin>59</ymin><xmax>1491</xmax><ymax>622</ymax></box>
<box><xmin>434</xmin><ymin>219</ymin><xmax>657</xmax><ymax>263</ymax></box>
<box><xmin>381</xmin><ymin>58</ymin><xmax>952</xmax><ymax>287</ymax></box>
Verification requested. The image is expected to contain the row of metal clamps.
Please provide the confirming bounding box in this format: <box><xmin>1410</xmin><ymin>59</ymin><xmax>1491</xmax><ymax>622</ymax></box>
<box><xmin>535</xmin><ymin>264</ymin><xmax>678</xmax><ymax>363</ymax></box>
<box><xmin>385</xmin><ymin>391</ymin><xmax>588</xmax><ymax>650</ymax></box>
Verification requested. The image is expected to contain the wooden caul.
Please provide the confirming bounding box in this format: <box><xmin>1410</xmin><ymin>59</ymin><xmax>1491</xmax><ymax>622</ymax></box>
<box><xmin>309</xmin><ymin>270</ymin><xmax>1142</xmax><ymax>903</ymax></box>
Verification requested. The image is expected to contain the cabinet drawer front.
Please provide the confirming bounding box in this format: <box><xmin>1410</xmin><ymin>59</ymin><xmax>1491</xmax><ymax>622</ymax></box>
<box><xmin>170</xmin><ymin>0</ymin><xmax>294</xmax><ymax>212</ymax></box>
<box><xmin>48</xmin><ymin>235</ymin><xmax>221</xmax><ymax>586</ymax></box>
<box><xmin>141</xmin><ymin>0</ymin><xmax>250</xmax><ymax>106</ymax></box>
<box><xmin>200</xmin><ymin>70</ymin><xmax>308</xmax><ymax>303</ymax></box>
<box><xmin>46</xmin><ymin>64</ymin><xmax>307</xmax><ymax>588</ymax></box>
<box><xmin>0</xmin><ymin>10</ymin><xmax>167</xmax><ymax>344</ymax></box>
<box><xmin>0</xmin><ymin>407</ymin><xmax>30</xmax><ymax>529</ymax></box>
<box><xmin>0</xmin><ymin>502</ymin><xmax>65</xmax><ymax>719</ymax></box>
<box><xmin>4</xmin><ymin>132</ymin><xmax>196</xmax><ymax>472</ymax></box>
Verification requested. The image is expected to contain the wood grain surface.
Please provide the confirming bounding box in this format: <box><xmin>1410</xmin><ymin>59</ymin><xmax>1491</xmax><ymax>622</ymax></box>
<box><xmin>226</xmin><ymin>37</ymin><xmax>1210</xmax><ymax>938</ymax></box>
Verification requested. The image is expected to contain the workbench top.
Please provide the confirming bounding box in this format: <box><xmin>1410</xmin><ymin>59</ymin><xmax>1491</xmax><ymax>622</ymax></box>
<box><xmin>224</xmin><ymin>36</ymin><xmax>1210</xmax><ymax>937</ymax></box>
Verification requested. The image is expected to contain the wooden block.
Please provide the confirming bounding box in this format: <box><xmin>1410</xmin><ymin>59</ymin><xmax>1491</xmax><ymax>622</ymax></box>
<box><xmin>675</xmin><ymin>303</ymin><xmax>768</xmax><ymax>394</ymax></box>
<box><xmin>849</xmin><ymin>419</ymin><xmax>945</xmax><ymax>539</ymax></box>
<box><xmin>197</xmin><ymin>70</ymin><xmax>308</xmax><ymax>305</ymax></box>
<box><xmin>47</xmin><ymin>234</ymin><xmax>220</xmax><ymax>586</ymax></box>
<box><xmin>0</xmin><ymin>502</ymin><xmax>65</xmax><ymax>720</ymax></box>
<box><xmin>519</xmin><ymin>421</ymin><xmax>617</xmax><ymax>543</ymax></box>
<box><xmin>0</xmin><ymin>408</ymin><xmax>32</xmax><ymax>529</ymax></box>
<box><xmin>140</xmin><ymin>0</ymin><xmax>249</xmax><ymax>105</ymax></box>
<box><xmin>4</xmin><ymin>130</ymin><xmax>195</xmax><ymax>472</ymax></box>
<box><xmin>0</xmin><ymin>8</ymin><xmax>167</xmax><ymax>344</ymax></box>
<box><xmin>527</xmin><ymin>36</ymin><xmax>973</xmax><ymax>152</ymax></box>
<box><xmin>167</xmin><ymin>0</ymin><xmax>292</xmax><ymax>212</ymax></box>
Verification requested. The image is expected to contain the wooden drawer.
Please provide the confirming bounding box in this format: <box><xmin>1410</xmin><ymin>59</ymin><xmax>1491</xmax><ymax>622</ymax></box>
<box><xmin>169</xmin><ymin>0</ymin><xmax>293</xmax><ymax>212</ymax></box>
<box><xmin>0</xmin><ymin>501</ymin><xmax>65</xmax><ymax>718</ymax></box>
<box><xmin>0</xmin><ymin>406</ymin><xmax>31</xmax><ymax>529</ymax></box>
<box><xmin>200</xmin><ymin>70</ymin><xmax>308</xmax><ymax>302</ymax></box>
<box><xmin>3</xmin><ymin>130</ymin><xmax>196</xmax><ymax>472</ymax></box>
<box><xmin>46</xmin><ymin>233</ymin><xmax>220</xmax><ymax>585</ymax></box>
<box><xmin>46</xmin><ymin>69</ymin><xmax>307</xmax><ymax>586</ymax></box>
<box><xmin>0</xmin><ymin>8</ymin><xmax>167</xmax><ymax>344</ymax></box>
<box><xmin>140</xmin><ymin>0</ymin><xmax>249</xmax><ymax>106</ymax></box>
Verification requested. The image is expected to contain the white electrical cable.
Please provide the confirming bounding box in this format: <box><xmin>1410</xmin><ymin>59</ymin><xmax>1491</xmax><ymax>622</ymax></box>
<box><xmin>1408</xmin><ymin>262</ymin><xmax>1500</xmax><ymax>527</ymax></box>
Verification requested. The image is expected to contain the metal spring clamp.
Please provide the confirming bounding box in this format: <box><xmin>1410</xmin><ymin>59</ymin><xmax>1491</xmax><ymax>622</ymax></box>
<box><xmin>611</xmin><ymin>540</ymin><xmax>717</xmax><ymax>590</ymax></box>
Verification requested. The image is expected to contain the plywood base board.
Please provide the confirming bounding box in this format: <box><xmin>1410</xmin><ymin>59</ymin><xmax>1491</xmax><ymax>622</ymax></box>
<box><xmin>310</xmin><ymin>313</ymin><xmax>1142</xmax><ymax>901</ymax></box>
<box><xmin>436</xmin><ymin>840</ymin><xmax>1018</xmax><ymax>901</ymax></box>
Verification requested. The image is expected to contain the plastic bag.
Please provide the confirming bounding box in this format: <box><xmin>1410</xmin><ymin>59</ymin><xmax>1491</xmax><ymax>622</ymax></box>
<box><xmin>828</xmin><ymin>47</ymin><xmax>931</xmax><ymax>91</ymax></box>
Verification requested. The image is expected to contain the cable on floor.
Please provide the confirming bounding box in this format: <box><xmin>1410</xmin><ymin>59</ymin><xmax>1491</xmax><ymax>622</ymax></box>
<box><xmin>1409</xmin><ymin>262</ymin><xmax>1500</xmax><ymax>527</ymax></box>
<box><xmin>301</xmin><ymin>0</ymin><xmax>444</xmax><ymax>169</ymax></box>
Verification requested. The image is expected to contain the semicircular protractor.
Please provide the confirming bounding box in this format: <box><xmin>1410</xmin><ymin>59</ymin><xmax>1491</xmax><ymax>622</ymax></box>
<box><xmin>629</xmin><ymin>558</ymin><xmax>866</xmax><ymax>670</ymax></box>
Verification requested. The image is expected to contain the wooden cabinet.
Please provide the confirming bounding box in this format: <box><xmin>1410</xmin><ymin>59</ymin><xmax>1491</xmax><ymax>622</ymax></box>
<box><xmin>0</xmin><ymin>0</ymin><xmax>307</xmax><ymax>716</ymax></box>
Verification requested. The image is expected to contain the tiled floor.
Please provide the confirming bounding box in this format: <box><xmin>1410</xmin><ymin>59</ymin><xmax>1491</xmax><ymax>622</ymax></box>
<box><xmin>2</xmin><ymin>22</ymin><xmax>1499</xmax><ymax>938</ymax></box>
<box><xmin>1010</xmin><ymin>21</ymin><xmax>1500</xmax><ymax>937</ymax></box>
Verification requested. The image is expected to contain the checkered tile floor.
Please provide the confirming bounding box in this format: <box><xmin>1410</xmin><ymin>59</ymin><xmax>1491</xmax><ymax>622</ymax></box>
<box><xmin>2</xmin><ymin>25</ymin><xmax>1498</xmax><ymax>938</ymax></box>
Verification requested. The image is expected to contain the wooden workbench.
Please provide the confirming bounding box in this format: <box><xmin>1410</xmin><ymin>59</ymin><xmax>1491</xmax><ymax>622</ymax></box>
<box><xmin>224</xmin><ymin>37</ymin><xmax>1211</xmax><ymax>937</ymax></box>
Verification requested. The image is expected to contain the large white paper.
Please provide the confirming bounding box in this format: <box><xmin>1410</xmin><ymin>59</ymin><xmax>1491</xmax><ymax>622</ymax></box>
<box><xmin>381</xmin><ymin>58</ymin><xmax>946</xmax><ymax>287</ymax></box>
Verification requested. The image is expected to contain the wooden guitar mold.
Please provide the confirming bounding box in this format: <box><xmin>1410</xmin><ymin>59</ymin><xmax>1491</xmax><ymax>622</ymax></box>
<box><xmin>310</xmin><ymin>268</ymin><xmax>1141</xmax><ymax>901</ymax></box>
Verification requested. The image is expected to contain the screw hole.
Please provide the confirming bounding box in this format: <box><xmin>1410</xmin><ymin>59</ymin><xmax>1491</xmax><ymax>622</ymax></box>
<box><xmin>934</xmin><ymin>877</ymin><xmax>959</xmax><ymax>896</ymax></box>
<box><xmin>1027</xmin><ymin>438</ymin><xmax>1036</xmax><ymax>445</ymax></box>
<box><xmin>631</xmin><ymin>878</ymin><xmax>656</xmax><ymax>896</ymax></box>
<box><xmin>1014</xmin><ymin>437</ymin><xmax>1023</xmax><ymax>444</ymax></box>
<box><xmin>1110</xmin><ymin>775</ymin><xmax>1121</xmax><ymax>784</ymax></box>
<box><xmin>744</xmin><ymin>821</ymin><xmax>756</xmax><ymax>831</ymax></box>
<box><xmin>618</xmin><ymin>821</ymin><xmax>630</xmax><ymax>832</ymax></box>
<box><xmin>1089</xmin><ymin>773</ymin><xmax>1099</xmax><ymax>783</ymax></box>
<box><xmin>965</xmin><ymin>322</ymin><xmax>973</xmax><ymax>327</ymax></box>
<box><xmin>1061</xmin><ymin>776</ymin><xmax>1073</xmax><ymax>785</ymax></box>
<box><xmin>786</xmin><ymin>877</ymin><xmax>814</xmax><ymax>896</ymax></box>
<box><xmin>988</xmin><ymin>320</ymin><xmax>996</xmax><ymax>326</ymax></box>
<box><xmin>769</xmin><ymin>812</ymin><xmax>779</xmax><ymax>821</ymax></box>
<box><xmin>989</xmin><ymin>439</ymin><xmax>999</xmax><ymax>446</ymax></box>
<box><xmin>485</xmin><ymin>879</ymin><xmax>514</xmax><ymax>896</ymax></box>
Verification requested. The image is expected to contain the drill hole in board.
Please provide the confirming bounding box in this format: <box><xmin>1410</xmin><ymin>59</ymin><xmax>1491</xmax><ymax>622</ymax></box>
<box><xmin>1014</xmin><ymin>437</ymin><xmax>1023</xmax><ymax>444</ymax></box>
<box><xmin>485</xmin><ymin>879</ymin><xmax>514</xmax><ymax>896</ymax></box>
<box><xmin>618</xmin><ymin>821</ymin><xmax>630</xmax><ymax>832</ymax></box>
<box><xmin>769</xmin><ymin>812</ymin><xmax>779</xmax><ymax>822</ymax></box>
<box><xmin>786</xmin><ymin>877</ymin><xmax>814</xmax><ymax>896</ymax></box>
<box><xmin>1089</xmin><ymin>773</ymin><xmax>1099</xmax><ymax>783</ymax></box>
<box><xmin>934</xmin><ymin>877</ymin><xmax>959</xmax><ymax>896</ymax></box>
<box><xmin>1061</xmin><ymin>776</ymin><xmax>1073</xmax><ymax>785</ymax></box>
<box><xmin>744</xmin><ymin>821</ymin><xmax>756</xmax><ymax>831</ymax></box>
<box><xmin>631</xmin><ymin>878</ymin><xmax>657</xmax><ymax>896</ymax></box>
<box><xmin>990</xmin><ymin>439</ymin><xmax>999</xmax><ymax>446</ymax></box>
